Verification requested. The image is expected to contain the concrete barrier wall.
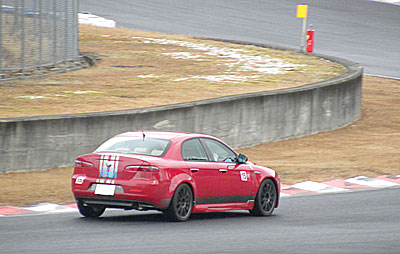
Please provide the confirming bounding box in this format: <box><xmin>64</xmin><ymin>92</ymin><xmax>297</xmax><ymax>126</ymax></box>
<box><xmin>0</xmin><ymin>47</ymin><xmax>362</xmax><ymax>173</ymax></box>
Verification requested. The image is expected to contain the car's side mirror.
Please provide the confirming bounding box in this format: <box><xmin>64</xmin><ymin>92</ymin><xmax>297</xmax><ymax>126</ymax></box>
<box><xmin>237</xmin><ymin>154</ymin><xmax>248</xmax><ymax>164</ymax></box>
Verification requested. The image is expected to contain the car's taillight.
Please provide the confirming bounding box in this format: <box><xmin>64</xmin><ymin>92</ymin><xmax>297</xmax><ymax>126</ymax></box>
<box><xmin>75</xmin><ymin>160</ymin><xmax>94</xmax><ymax>168</ymax></box>
<box><xmin>125</xmin><ymin>165</ymin><xmax>159</xmax><ymax>172</ymax></box>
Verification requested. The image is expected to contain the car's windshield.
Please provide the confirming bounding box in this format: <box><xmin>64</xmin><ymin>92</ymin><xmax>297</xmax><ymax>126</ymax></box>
<box><xmin>95</xmin><ymin>137</ymin><xmax>171</xmax><ymax>157</ymax></box>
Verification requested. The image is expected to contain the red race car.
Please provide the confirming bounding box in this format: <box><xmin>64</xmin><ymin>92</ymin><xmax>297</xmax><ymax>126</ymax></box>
<box><xmin>72</xmin><ymin>131</ymin><xmax>280</xmax><ymax>221</ymax></box>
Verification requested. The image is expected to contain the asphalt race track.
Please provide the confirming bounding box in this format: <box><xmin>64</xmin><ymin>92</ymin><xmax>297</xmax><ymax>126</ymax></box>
<box><xmin>79</xmin><ymin>0</ymin><xmax>400</xmax><ymax>78</ymax></box>
<box><xmin>2</xmin><ymin>187</ymin><xmax>400</xmax><ymax>253</ymax></box>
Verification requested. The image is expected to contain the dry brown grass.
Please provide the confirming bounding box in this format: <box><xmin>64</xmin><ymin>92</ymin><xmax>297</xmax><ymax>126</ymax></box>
<box><xmin>0</xmin><ymin>25</ymin><xmax>343</xmax><ymax>118</ymax></box>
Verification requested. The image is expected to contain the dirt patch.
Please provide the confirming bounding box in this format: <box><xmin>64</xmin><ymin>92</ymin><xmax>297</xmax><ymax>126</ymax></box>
<box><xmin>1</xmin><ymin>76</ymin><xmax>399</xmax><ymax>206</ymax></box>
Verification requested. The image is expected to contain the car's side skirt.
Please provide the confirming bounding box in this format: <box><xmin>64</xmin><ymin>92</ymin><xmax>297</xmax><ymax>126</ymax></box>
<box><xmin>192</xmin><ymin>195</ymin><xmax>255</xmax><ymax>213</ymax></box>
<box><xmin>195</xmin><ymin>195</ymin><xmax>255</xmax><ymax>205</ymax></box>
<box><xmin>193</xmin><ymin>201</ymin><xmax>254</xmax><ymax>213</ymax></box>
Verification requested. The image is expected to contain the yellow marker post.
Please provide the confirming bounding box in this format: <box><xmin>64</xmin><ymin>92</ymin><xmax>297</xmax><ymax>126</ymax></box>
<box><xmin>297</xmin><ymin>5</ymin><xmax>308</xmax><ymax>19</ymax></box>
<box><xmin>297</xmin><ymin>5</ymin><xmax>309</xmax><ymax>52</ymax></box>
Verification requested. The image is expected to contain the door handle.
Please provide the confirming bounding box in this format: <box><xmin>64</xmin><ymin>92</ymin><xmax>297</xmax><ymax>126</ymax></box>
<box><xmin>219</xmin><ymin>169</ymin><xmax>228</xmax><ymax>173</ymax></box>
<box><xmin>190</xmin><ymin>168</ymin><xmax>199</xmax><ymax>172</ymax></box>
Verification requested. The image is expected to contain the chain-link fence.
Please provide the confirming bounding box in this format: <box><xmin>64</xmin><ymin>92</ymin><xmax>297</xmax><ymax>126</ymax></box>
<box><xmin>0</xmin><ymin>0</ymin><xmax>79</xmax><ymax>72</ymax></box>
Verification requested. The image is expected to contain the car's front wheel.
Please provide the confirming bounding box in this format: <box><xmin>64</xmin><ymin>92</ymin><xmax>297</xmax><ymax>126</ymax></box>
<box><xmin>250</xmin><ymin>178</ymin><xmax>277</xmax><ymax>216</ymax></box>
<box><xmin>77</xmin><ymin>202</ymin><xmax>106</xmax><ymax>218</ymax></box>
<box><xmin>164</xmin><ymin>183</ymin><xmax>193</xmax><ymax>222</ymax></box>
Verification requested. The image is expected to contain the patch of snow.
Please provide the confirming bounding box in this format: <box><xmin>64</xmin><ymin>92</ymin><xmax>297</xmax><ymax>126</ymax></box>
<box><xmin>140</xmin><ymin>38</ymin><xmax>300</xmax><ymax>75</ymax></box>
<box><xmin>161</xmin><ymin>52</ymin><xmax>204</xmax><ymax>61</ymax></box>
<box><xmin>78</xmin><ymin>12</ymin><xmax>116</xmax><ymax>28</ymax></box>
<box><xmin>18</xmin><ymin>91</ymin><xmax>98</xmax><ymax>99</ymax></box>
<box><xmin>191</xmin><ymin>75</ymin><xmax>251</xmax><ymax>83</ymax></box>
<box><xmin>72</xmin><ymin>91</ymin><xmax>96</xmax><ymax>94</ymax></box>
<box><xmin>174</xmin><ymin>78</ymin><xmax>190</xmax><ymax>82</ymax></box>
<box><xmin>138</xmin><ymin>74</ymin><xmax>157</xmax><ymax>78</ymax></box>
<box><xmin>18</xmin><ymin>96</ymin><xmax>46</xmax><ymax>99</ymax></box>
<box><xmin>63</xmin><ymin>91</ymin><xmax>98</xmax><ymax>95</ymax></box>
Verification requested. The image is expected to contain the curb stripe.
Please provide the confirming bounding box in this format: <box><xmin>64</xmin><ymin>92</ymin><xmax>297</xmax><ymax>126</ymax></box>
<box><xmin>345</xmin><ymin>176</ymin><xmax>399</xmax><ymax>188</ymax></box>
<box><xmin>375</xmin><ymin>175</ymin><xmax>400</xmax><ymax>184</ymax></box>
<box><xmin>291</xmin><ymin>181</ymin><xmax>348</xmax><ymax>193</ymax></box>
<box><xmin>1</xmin><ymin>175</ymin><xmax>399</xmax><ymax>216</ymax></box>
<box><xmin>0</xmin><ymin>206</ymin><xmax>34</xmax><ymax>215</ymax></box>
<box><xmin>322</xmin><ymin>179</ymin><xmax>373</xmax><ymax>189</ymax></box>
<box><xmin>23</xmin><ymin>203</ymin><xmax>77</xmax><ymax>213</ymax></box>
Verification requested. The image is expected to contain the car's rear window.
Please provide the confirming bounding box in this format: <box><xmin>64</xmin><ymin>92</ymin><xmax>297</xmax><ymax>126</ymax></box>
<box><xmin>94</xmin><ymin>137</ymin><xmax>171</xmax><ymax>157</ymax></box>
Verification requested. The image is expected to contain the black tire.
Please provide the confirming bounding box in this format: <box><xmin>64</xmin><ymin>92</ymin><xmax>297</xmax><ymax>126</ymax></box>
<box><xmin>164</xmin><ymin>183</ymin><xmax>193</xmax><ymax>222</ymax></box>
<box><xmin>77</xmin><ymin>202</ymin><xmax>106</xmax><ymax>218</ymax></box>
<box><xmin>250</xmin><ymin>178</ymin><xmax>277</xmax><ymax>216</ymax></box>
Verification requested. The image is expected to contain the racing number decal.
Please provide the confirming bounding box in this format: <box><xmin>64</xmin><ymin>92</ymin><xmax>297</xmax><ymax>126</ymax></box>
<box><xmin>240</xmin><ymin>171</ymin><xmax>248</xmax><ymax>181</ymax></box>
<box><xmin>75</xmin><ymin>176</ymin><xmax>86</xmax><ymax>184</ymax></box>
<box><xmin>99</xmin><ymin>155</ymin><xmax>119</xmax><ymax>179</ymax></box>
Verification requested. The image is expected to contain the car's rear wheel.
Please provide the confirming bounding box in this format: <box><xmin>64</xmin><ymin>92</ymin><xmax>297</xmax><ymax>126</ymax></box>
<box><xmin>164</xmin><ymin>183</ymin><xmax>193</xmax><ymax>222</ymax></box>
<box><xmin>250</xmin><ymin>178</ymin><xmax>277</xmax><ymax>216</ymax></box>
<box><xmin>77</xmin><ymin>202</ymin><xmax>106</xmax><ymax>218</ymax></box>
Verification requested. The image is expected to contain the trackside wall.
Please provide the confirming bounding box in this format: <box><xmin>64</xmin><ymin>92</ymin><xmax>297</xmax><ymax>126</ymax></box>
<box><xmin>0</xmin><ymin>51</ymin><xmax>362</xmax><ymax>172</ymax></box>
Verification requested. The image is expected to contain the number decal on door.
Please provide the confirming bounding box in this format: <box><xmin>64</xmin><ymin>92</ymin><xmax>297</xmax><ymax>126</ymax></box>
<box><xmin>240</xmin><ymin>171</ymin><xmax>248</xmax><ymax>181</ymax></box>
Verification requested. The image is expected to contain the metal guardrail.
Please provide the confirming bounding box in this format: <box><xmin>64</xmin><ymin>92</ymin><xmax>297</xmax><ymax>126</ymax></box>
<box><xmin>0</xmin><ymin>0</ymin><xmax>79</xmax><ymax>72</ymax></box>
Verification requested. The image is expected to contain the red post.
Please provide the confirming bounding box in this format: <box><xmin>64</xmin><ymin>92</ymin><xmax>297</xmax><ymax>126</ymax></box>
<box><xmin>306</xmin><ymin>29</ymin><xmax>315</xmax><ymax>53</ymax></box>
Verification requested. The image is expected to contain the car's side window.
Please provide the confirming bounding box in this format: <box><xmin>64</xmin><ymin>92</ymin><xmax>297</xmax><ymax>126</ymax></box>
<box><xmin>201</xmin><ymin>138</ymin><xmax>237</xmax><ymax>163</ymax></box>
<box><xmin>181</xmin><ymin>138</ymin><xmax>209</xmax><ymax>161</ymax></box>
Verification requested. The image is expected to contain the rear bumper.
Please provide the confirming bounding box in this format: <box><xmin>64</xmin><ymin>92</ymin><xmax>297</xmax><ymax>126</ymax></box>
<box><xmin>75</xmin><ymin>196</ymin><xmax>163</xmax><ymax>211</ymax></box>
<box><xmin>72</xmin><ymin>175</ymin><xmax>171</xmax><ymax>209</ymax></box>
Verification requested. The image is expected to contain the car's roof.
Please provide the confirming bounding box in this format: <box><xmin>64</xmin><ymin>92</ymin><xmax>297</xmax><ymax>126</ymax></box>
<box><xmin>116</xmin><ymin>131</ymin><xmax>215</xmax><ymax>141</ymax></box>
